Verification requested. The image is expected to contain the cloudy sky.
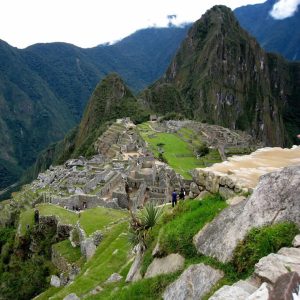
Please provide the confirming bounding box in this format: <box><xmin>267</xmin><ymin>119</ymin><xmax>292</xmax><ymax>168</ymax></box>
<box><xmin>0</xmin><ymin>0</ymin><xmax>298</xmax><ymax>49</ymax></box>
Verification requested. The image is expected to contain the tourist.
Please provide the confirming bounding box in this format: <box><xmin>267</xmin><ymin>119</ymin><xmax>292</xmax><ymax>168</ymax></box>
<box><xmin>172</xmin><ymin>189</ymin><xmax>178</xmax><ymax>207</ymax></box>
<box><xmin>179</xmin><ymin>187</ymin><xmax>186</xmax><ymax>200</ymax></box>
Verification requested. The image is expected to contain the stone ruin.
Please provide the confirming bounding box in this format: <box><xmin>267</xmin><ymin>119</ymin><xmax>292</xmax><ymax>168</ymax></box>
<box><xmin>29</xmin><ymin>118</ymin><xmax>186</xmax><ymax>212</ymax></box>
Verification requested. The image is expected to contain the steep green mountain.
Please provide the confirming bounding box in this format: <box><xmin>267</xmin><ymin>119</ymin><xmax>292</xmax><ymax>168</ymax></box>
<box><xmin>27</xmin><ymin>73</ymin><xmax>149</xmax><ymax>180</ymax></box>
<box><xmin>140</xmin><ymin>5</ymin><xmax>300</xmax><ymax>146</ymax></box>
<box><xmin>234</xmin><ymin>0</ymin><xmax>300</xmax><ymax>61</ymax></box>
<box><xmin>0</xmin><ymin>26</ymin><xmax>189</xmax><ymax>190</ymax></box>
<box><xmin>0</xmin><ymin>40</ymin><xmax>74</xmax><ymax>190</ymax></box>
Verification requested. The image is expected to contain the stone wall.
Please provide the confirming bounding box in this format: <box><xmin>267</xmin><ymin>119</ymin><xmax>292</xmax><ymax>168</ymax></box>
<box><xmin>191</xmin><ymin>169</ymin><xmax>248</xmax><ymax>199</ymax></box>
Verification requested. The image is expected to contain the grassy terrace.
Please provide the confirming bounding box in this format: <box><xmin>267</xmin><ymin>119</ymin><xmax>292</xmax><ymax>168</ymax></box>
<box><xmin>137</xmin><ymin>122</ymin><xmax>221</xmax><ymax>179</ymax></box>
<box><xmin>79</xmin><ymin>207</ymin><xmax>128</xmax><ymax>236</ymax></box>
<box><xmin>37</xmin><ymin>203</ymin><xmax>78</xmax><ymax>225</ymax></box>
<box><xmin>52</xmin><ymin>239</ymin><xmax>82</xmax><ymax>264</ymax></box>
<box><xmin>18</xmin><ymin>208</ymin><xmax>35</xmax><ymax>236</ymax></box>
<box><xmin>37</xmin><ymin>221</ymin><xmax>130</xmax><ymax>300</ymax></box>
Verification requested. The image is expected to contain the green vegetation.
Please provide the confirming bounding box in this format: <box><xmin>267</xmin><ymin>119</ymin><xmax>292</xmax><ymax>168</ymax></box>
<box><xmin>129</xmin><ymin>202</ymin><xmax>163</xmax><ymax>248</ymax></box>
<box><xmin>0</xmin><ymin>223</ymin><xmax>58</xmax><ymax>300</ymax></box>
<box><xmin>101</xmin><ymin>272</ymin><xmax>181</xmax><ymax>300</ymax></box>
<box><xmin>159</xmin><ymin>195</ymin><xmax>227</xmax><ymax>257</ymax></box>
<box><xmin>137</xmin><ymin>122</ymin><xmax>221</xmax><ymax>179</ymax></box>
<box><xmin>37</xmin><ymin>204</ymin><xmax>78</xmax><ymax>225</ymax></box>
<box><xmin>232</xmin><ymin>222</ymin><xmax>300</xmax><ymax>276</ymax></box>
<box><xmin>52</xmin><ymin>240</ymin><xmax>82</xmax><ymax>264</ymax></box>
<box><xmin>46</xmin><ymin>222</ymin><xmax>130</xmax><ymax>299</ymax></box>
<box><xmin>80</xmin><ymin>206</ymin><xmax>128</xmax><ymax>236</ymax></box>
<box><xmin>18</xmin><ymin>208</ymin><xmax>35</xmax><ymax>236</ymax></box>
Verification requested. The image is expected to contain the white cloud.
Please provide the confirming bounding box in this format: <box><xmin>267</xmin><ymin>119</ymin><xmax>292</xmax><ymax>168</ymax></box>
<box><xmin>270</xmin><ymin>0</ymin><xmax>300</xmax><ymax>19</ymax></box>
<box><xmin>0</xmin><ymin>0</ymin><xmax>266</xmax><ymax>48</ymax></box>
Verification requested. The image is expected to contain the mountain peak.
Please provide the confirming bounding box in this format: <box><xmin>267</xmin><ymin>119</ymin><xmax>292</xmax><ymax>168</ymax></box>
<box><xmin>142</xmin><ymin>5</ymin><xmax>300</xmax><ymax>146</ymax></box>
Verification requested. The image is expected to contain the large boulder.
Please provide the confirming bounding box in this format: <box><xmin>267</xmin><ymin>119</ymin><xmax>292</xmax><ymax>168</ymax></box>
<box><xmin>254</xmin><ymin>247</ymin><xmax>300</xmax><ymax>284</ymax></box>
<box><xmin>144</xmin><ymin>253</ymin><xmax>184</xmax><ymax>278</ymax></box>
<box><xmin>162</xmin><ymin>263</ymin><xmax>223</xmax><ymax>300</ymax></box>
<box><xmin>194</xmin><ymin>166</ymin><xmax>300</xmax><ymax>262</ymax></box>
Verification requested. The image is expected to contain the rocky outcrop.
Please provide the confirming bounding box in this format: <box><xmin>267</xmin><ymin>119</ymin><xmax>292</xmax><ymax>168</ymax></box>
<box><xmin>254</xmin><ymin>247</ymin><xmax>300</xmax><ymax>284</ymax></box>
<box><xmin>293</xmin><ymin>235</ymin><xmax>300</xmax><ymax>248</ymax></box>
<box><xmin>63</xmin><ymin>293</ymin><xmax>80</xmax><ymax>300</ymax></box>
<box><xmin>194</xmin><ymin>166</ymin><xmax>300</xmax><ymax>262</ymax></box>
<box><xmin>210</xmin><ymin>246</ymin><xmax>300</xmax><ymax>299</ymax></box>
<box><xmin>144</xmin><ymin>253</ymin><xmax>185</xmax><ymax>278</ymax></box>
<box><xmin>126</xmin><ymin>244</ymin><xmax>144</xmax><ymax>282</ymax></box>
<box><xmin>50</xmin><ymin>275</ymin><xmax>61</xmax><ymax>288</ymax></box>
<box><xmin>163</xmin><ymin>263</ymin><xmax>223</xmax><ymax>300</ymax></box>
<box><xmin>104</xmin><ymin>273</ymin><xmax>123</xmax><ymax>284</ymax></box>
<box><xmin>269</xmin><ymin>272</ymin><xmax>300</xmax><ymax>300</ymax></box>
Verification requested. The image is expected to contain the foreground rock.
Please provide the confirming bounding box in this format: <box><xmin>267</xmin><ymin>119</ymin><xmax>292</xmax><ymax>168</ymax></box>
<box><xmin>163</xmin><ymin>263</ymin><xmax>223</xmax><ymax>300</ymax></box>
<box><xmin>144</xmin><ymin>253</ymin><xmax>184</xmax><ymax>278</ymax></box>
<box><xmin>194</xmin><ymin>166</ymin><xmax>300</xmax><ymax>262</ymax></box>
<box><xmin>254</xmin><ymin>247</ymin><xmax>300</xmax><ymax>284</ymax></box>
<box><xmin>210</xmin><ymin>247</ymin><xmax>300</xmax><ymax>299</ymax></box>
<box><xmin>269</xmin><ymin>272</ymin><xmax>300</xmax><ymax>300</ymax></box>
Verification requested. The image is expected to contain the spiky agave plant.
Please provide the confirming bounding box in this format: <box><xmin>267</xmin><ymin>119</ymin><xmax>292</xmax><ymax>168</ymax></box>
<box><xmin>129</xmin><ymin>202</ymin><xmax>163</xmax><ymax>250</ymax></box>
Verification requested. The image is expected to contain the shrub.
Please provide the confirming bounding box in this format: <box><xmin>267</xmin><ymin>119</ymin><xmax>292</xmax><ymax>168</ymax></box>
<box><xmin>232</xmin><ymin>222</ymin><xmax>299</xmax><ymax>276</ymax></box>
<box><xmin>195</xmin><ymin>142</ymin><xmax>209</xmax><ymax>157</ymax></box>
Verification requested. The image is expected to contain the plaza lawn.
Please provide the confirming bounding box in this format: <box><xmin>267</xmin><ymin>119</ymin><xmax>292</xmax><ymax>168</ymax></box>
<box><xmin>137</xmin><ymin>122</ymin><xmax>221</xmax><ymax>179</ymax></box>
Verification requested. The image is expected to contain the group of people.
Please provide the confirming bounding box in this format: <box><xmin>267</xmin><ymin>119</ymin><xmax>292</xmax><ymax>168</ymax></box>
<box><xmin>171</xmin><ymin>187</ymin><xmax>186</xmax><ymax>207</ymax></box>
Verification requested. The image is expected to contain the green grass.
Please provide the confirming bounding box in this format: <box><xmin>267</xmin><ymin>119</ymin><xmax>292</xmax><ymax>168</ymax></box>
<box><xmin>79</xmin><ymin>207</ymin><xmax>128</xmax><ymax>236</ymax></box>
<box><xmin>52</xmin><ymin>240</ymin><xmax>82</xmax><ymax>264</ymax></box>
<box><xmin>18</xmin><ymin>208</ymin><xmax>35</xmax><ymax>236</ymax></box>
<box><xmin>137</xmin><ymin>122</ymin><xmax>221</xmax><ymax>179</ymax></box>
<box><xmin>159</xmin><ymin>195</ymin><xmax>227</xmax><ymax>257</ymax></box>
<box><xmin>99</xmin><ymin>272</ymin><xmax>181</xmax><ymax>300</ymax></box>
<box><xmin>47</xmin><ymin>221</ymin><xmax>130</xmax><ymax>299</ymax></box>
<box><xmin>37</xmin><ymin>203</ymin><xmax>78</xmax><ymax>225</ymax></box>
<box><xmin>232</xmin><ymin>222</ymin><xmax>300</xmax><ymax>276</ymax></box>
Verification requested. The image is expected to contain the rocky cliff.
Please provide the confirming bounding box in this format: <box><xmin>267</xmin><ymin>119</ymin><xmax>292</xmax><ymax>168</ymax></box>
<box><xmin>140</xmin><ymin>6</ymin><xmax>300</xmax><ymax>147</ymax></box>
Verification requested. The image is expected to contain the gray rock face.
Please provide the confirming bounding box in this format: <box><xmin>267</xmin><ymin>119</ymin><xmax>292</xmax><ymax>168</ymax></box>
<box><xmin>247</xmin><ymin>283</ymin><xmax>270</xmax><ymax>300</ymax></box>
<box><xmin>293</xmin><ymin>234</ymin><xmax>300</xmax><ymax>248</ymax></box>
<box><xmin>254</xmin><ymin>247</ymin><xmax>300</xmax><ymax>284</ymax></box>
<box><xmin>226</xmin><ymin>196</ymin><xmax>246</xmax><ymax>206</ymax></box>
<box><xmin>81</xmin><ymin>238</ymin><xmax>96</xmax><ymax>260</ymax></box>
<box><xmin>269</xmin><ymin>272</ymin><xmax>300</xmax><ymax>300</ymax></box>
<box><xmin>218</xmin><ymin>186</ymin><xmax>236</xmax><ymax>199</ymax></box>
<box><xmin>209</xmin><ymin>285</ymin><xmax>251</xmax><ymax>300</ymax></box>
<box><xmin>190</xmin><ymin>182</ymin><xmax>200</xmax><ymax>195</ymax></box>
<box><xmin>63</xmin><ymin>293</ymin><xmax>80</xmax><ymax>300</ymax></box>
<box><xmin>163</xmin><ymin>263</ymin><xmax>223</xmax><ymax>300</ymax></box>
<box><xmin>144</xmin><ymin>253</ymin><xmax>184</xmax><ymax>278</ymax></box>
<box><xmin>126</xmin><ymin>244</ymin><xmax>144</xmax><ymax>282</ymax></box>
<box><xmin>105</xmin><ymin>273</ymin><xmax>123</xmax><ymax>284</ymax></box>
<box><xmin>194</xmin><ymin>166</ymin><xmax>300</xmax><ymax>262</ymax></box>
<box><xmin>50</xmin><ymin>275</ymin><xmax>61</xmax><ymax>287</ymax></box>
